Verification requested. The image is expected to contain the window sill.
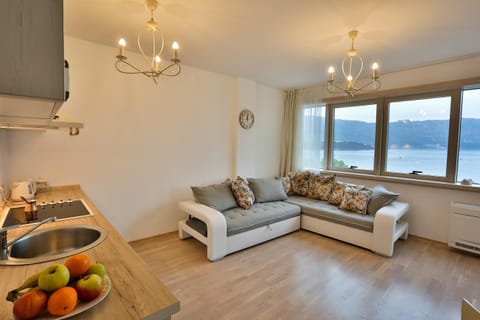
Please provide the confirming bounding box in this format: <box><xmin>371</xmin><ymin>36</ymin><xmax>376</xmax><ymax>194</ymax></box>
<box><xmin>320</xmin><ymin>170</ymin><xmax>480</xmax><ymax>193</ymax></box>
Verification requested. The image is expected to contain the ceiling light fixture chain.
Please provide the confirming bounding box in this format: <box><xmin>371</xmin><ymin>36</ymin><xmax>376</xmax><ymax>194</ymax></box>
<box><xmin>327</xmin><ymin>30</ymin><xmax>380</xmax><ymax>97</ymax></box>
<box><xmin>115</xmin><ymin>0</ymin><xmax>181</xmax><ymax>84</ymax></box>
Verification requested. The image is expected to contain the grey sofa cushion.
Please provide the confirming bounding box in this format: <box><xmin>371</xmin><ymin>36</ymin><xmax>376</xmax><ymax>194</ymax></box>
<box><xmin>186</xmin><ymin>201</ymin><xmax>301</xmax><ymax>237</ymax></box>
<box><xmin>223</xmin><ymin>201</ymin><xmax>301</xmax><ymax>236</ymax></box>
<box><xmin>367</xmin><ymin>184</ymin><xmax>399</xmax><ymax>215</ymax></box>
<box><xmin>248</xmin><ymin>178</ymin><xmax>288</xmax><ymax>203</ymax></box>
<box><xmin>186</xmin><ymin>217</ymin><xmax>208</xmax><ymax>236</ymax></box>
<box><xmin>286</xmin><ymin>196</ymin><xmax>375</xmax><ymax>232</ymax></box>
<box><xmin>191</xmin><ymin>182</ymin><xmax>238</xmax><ymax>212</ymax></box>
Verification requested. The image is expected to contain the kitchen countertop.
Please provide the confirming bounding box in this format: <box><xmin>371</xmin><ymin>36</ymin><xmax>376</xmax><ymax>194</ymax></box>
<box><xmin>0</xmin><ymin>185</ymin><xmax>180</xmax><ymax>320</ymax></box>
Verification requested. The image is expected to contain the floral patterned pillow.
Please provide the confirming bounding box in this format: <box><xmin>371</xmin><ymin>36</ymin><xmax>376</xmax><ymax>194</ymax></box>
<box><xmin>290</xmin><ymin>171</ymin><xmax>311</xmax><ymax>196</ymax></box>
<box><xmin>339</xmin><ymin>185</ymin><xmax>373</xmax><ymax>215</ymax></box>
<box><xmin>230</xmin><ymin>176</ymin><xmax>255</xmax><ymax>209</ymax></box>
<box><xmin>328</xmin><ymin>182</ymin><xmax>355</xmax><ymax>205</ymax></box>
<box><xmin>276</xmin><ymin>176</ymin><xmax>292</xmax><ymax>195</ymax></box>
<box><xmin>307</xmin><ymin>174</ymin><xmax>336</xmax><ymax>200</ymax></box>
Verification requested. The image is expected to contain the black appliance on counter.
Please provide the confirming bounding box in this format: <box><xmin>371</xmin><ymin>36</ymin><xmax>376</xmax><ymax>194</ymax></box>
<box><xmin>1</xmin><ymin>200</ymin><xmax>92</xmax><ymax>228</ymax></box>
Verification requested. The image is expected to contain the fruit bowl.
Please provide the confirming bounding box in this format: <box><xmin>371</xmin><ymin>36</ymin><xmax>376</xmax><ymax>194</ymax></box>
<box><xmin>13</xmin><ymin>275</ymin><xmax>111</xmax><ymax>320</ymax></box>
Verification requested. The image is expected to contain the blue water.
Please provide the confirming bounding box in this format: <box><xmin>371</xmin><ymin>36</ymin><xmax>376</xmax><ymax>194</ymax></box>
<box><xmin>304</xmin><ymin>149</ymin><xmax>480</xmax><ymax>182</ymax></box>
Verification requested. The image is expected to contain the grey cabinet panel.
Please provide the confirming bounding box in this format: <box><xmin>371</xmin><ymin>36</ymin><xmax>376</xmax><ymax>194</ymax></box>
<box><xmin>0</xmin><ymin>0</ymin><xmax>64</xmax><ymax>100</ymax></box>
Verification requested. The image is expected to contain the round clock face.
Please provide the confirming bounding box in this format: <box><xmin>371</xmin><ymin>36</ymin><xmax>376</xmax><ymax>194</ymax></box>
<box><xmin>239</xmin><ymin>109</ymin><xmax>254</xmax><ymax>129</ymax></box>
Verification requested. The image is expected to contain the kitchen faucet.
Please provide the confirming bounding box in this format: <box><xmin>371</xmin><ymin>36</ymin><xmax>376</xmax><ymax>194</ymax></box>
<box><xmin>0</xmin><ymin>216</ymin><xmax>56</xmax><ymax>260</ymax></box>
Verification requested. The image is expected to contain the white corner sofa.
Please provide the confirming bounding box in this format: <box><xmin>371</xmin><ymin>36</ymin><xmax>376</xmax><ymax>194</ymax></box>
<box><xmin>178</xmin><ymin>190</ymin><xmax>409</xmax><ymax>261</ymax></box>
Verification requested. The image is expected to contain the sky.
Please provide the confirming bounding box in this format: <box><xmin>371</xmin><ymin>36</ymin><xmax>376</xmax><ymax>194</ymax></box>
<box><xmin>333</xmin><ymin>88</ymin><xmax>480</xmax><ymax>122</ymax></box>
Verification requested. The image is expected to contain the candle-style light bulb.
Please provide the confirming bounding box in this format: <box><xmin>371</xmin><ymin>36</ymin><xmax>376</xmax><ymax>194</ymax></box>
<box><xmin>118</xmin><ymin>38</ymin><xmax>126</xmax><ymax>57</ymax></box>
<box><xmin>172</xmin><ymin>41</ymin><xmax>179</xmax><ymax>60</ymax></box>
<box><xmin>372</xmin><ymin>62</ymin><xmax>379</xmax><ymax>79</ymax></box>
<box><xmin>328</xmin><ymin>66</ymin><xmax>335</xmax><ymax>81</ymax></box>
<box><xmin>154</xmin><ymin>55</ymin><xmax>161</xmax><ymax>72</ymax></box>
<box><xmin>347</xmin><ymin>75</ymin><xmax>353</xmax><ymax>82</ymax></box>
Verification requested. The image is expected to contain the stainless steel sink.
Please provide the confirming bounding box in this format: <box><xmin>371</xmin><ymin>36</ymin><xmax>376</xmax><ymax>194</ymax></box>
<box><xmin>0</xmin><ymin>225</ymin><xmax>107</xmax><ymax>265</ymax></box>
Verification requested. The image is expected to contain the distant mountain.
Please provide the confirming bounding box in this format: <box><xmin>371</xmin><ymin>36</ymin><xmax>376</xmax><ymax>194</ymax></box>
<box><xmin>307</xmin><ymin>117</ymin><xmax>480</xmax><ymax>150</ymax></box>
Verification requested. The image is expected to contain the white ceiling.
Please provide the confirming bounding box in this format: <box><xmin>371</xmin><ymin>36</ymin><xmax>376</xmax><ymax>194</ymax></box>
<box><xmin>65</xmin><ymin>0</ymin><xmax>480</xmax><ymax>89</ymax></box>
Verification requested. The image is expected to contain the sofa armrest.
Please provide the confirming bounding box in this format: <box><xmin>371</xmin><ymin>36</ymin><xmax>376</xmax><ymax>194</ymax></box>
<box><xmin>375</xmin><ymin>201</ymin><xmax>409</xmax><ymax>221</ymax></box>
<box><xmin>372</xmin><ymin>201</ymin><xmax>409</xmax><ymax>257</ymax></box>
<box><xmin>178</xmin><ymin>200</ymin><xmax>227</xmax><ymax>261</ymax></box>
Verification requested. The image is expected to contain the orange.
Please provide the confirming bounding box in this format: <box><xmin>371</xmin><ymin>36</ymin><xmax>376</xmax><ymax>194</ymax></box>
<box><xmin>47</xmin><ymin>286</ymin><xmax>78</xmax><ymax>316</ymax></box>
<box><xmin>64</xmin><ymin>253</ymin><xmax>91</xmax><ymax>278</ymax></box>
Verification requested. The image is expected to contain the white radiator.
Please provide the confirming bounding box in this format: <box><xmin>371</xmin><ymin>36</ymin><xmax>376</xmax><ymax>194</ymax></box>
<box><xmin>449</xmin><ymin>202</ymin><xmax>480</xmax><ymax>255</ymax></box>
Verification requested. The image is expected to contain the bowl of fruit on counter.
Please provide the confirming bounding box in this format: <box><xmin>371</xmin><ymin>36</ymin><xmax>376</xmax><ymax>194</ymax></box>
<box><xmin>6</xmin><ymin>254</ymin><xmax>111</xmax><ymax>320</ymax></box>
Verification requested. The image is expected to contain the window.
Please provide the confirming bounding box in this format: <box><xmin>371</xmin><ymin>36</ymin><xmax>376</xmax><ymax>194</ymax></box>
<box><xmin>332</xmin><ymin>103</ymin><xmax>377</xmax><ymax>171</ymax></box>
<box><xmin>385</xmin><ymin>94</ymin><xmax>452</xmax><ymax>178</ymax></box>
<box><xmin>458</xmin><ymin>88</ymin><xmax>480</xmax><ymax>183</ymax></box>
<box><xmin>297</xmin><ymin>83</ymin><xmax>479</xmax><ymax>187</ymax></box>
<box><xmin>301</xmin><ymin>105</ymin><xmax>325</xmax><ymax>170</ymax></box>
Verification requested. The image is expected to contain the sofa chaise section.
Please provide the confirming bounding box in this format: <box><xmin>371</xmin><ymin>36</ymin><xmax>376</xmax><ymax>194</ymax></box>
<box><xmin>178</xmin><ymin>200</ymin><xmax>301</xmax><ymax>261</ymax></box>
<box><xmin>287</xmin><ymin>196</ymin><xmax>409</xmax><ymax>257</ymax></box>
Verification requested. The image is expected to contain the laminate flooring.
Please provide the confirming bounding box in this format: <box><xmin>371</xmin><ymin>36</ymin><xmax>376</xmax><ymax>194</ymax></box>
<box><xmin>130</xmin><ymin>231</ymin><xmax>480</xmax><ymax>320</ymax></box>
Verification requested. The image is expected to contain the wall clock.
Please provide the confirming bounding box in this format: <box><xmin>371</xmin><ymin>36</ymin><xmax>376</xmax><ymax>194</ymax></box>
<box><xmin>239</xmin><ymin>109</ymin><xmax>254</xmax><ymax>129</ymax></box>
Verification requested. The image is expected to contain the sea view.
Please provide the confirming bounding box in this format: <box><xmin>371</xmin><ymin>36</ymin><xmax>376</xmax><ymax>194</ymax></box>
<box><xmin>304</xmin><ymin>149</ymin><xmax>480</xmax><ymax>182</ymax></box>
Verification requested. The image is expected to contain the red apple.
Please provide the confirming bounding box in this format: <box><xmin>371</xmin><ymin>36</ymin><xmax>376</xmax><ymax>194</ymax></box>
<box><xmin>75</xmin><ymin>274</ymin><xmax>103</xmax><ymax>302</ymax></box>
<box><xmin>12</xmin><ymin>289</ymin><xmax>48</xmax><ymax>320</ymax></box>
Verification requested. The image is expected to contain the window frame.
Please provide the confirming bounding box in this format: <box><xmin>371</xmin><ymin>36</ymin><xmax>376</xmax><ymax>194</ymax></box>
<box><xmin>326</xmin><ymin>99</ymin><xmax>383</xmax><ymax>175</ymax></box>
<box><xmin>322</xmin><ymin>89</ymin><xmax>463</xmax><ymax>183</ymax></box>
<box><xmin>380</xmin><ymin>90</ymin><xmax>461</xmax><ymax>182</ymax></box>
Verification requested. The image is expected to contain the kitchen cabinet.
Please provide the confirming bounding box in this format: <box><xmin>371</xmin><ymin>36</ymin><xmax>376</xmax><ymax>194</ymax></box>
<box><xmin>0</xmin><ymin>0</ymin><xmax>76</xmax><ymax>129</ymax></box>
<box><xmin>0</xmin><ymin>0</ymin><xmax>65</xmax><ymax>101</ymax></box>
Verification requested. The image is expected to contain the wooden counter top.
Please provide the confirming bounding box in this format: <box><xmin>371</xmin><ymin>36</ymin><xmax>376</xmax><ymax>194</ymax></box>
<box><xmin>0</xmin><ymin>186</ymin><xmax>180</xmax><ymax>320</ymax></box>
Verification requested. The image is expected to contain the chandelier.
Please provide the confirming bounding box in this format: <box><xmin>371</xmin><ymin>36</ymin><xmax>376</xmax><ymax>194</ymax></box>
<box><xmin>327</xmin><ymin>30</ymin><xmax>380</xmax><ymax>97</ymax></box>
<box><xmin>115</xmin><ymin>0</ymin><xmax>181</xmax><ymax>84</ymax></box>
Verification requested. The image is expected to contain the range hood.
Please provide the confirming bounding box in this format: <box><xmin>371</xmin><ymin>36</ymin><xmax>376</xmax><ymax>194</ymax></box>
<box><xmin>0</xmin><ymin>95</ymin><xmax>83</xmax><ymax>136</ymax></box>
<box><xmin>0</xmin><ymin>61</ymin><xmax>83</xmax><ymax>135</ymax></box>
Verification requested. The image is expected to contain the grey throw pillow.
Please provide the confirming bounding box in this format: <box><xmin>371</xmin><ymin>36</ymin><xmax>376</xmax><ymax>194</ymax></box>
<box><xmin>247</xmin><ymin>178</ymin><xmax>288</xmax><ymax>203</ymax></box>
<box><xmin>367</xmin><ymin>184</ymin><xmax>399</xmax><ymax>215</ymax></box>
<box><xmin>191</xmin><ymin>182</ymin><xmax>238</xmax><ymax>212</ymax></box>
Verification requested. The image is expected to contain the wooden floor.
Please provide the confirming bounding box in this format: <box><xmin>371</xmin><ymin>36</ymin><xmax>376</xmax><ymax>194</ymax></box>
<box><xmin>130</xmin><ymin>231</ymin><xmax>480</xmax><ymax>320</ymax></box>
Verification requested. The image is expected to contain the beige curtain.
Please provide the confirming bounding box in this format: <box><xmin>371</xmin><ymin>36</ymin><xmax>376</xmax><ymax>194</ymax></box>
<box><xmin>279</xmin><ymin>89</ymin><xmax>298</xmax><ymax>176</ymax></box>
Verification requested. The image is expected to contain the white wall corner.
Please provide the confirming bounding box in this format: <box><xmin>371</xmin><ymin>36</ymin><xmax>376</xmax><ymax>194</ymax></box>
<box><xmin>233</xmin><ymin>77</ymin><xmax>257</xmax><ymax>178</ymax></box>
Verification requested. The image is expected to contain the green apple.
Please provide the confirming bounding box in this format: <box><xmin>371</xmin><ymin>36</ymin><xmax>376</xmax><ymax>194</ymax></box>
<box><xmin>38</xmin><ymin>264</ymin><xmax>70</xmax><ymax>292</ymax></box>
<box><xmin>86</xmin><ymin>263</ymin><xmax>107</xmax><ymax>278</ymax></box>
<box><xmin>75</xmin><ymin>274</ymin><xmax>103</xmax><ymax>302</ymax></box>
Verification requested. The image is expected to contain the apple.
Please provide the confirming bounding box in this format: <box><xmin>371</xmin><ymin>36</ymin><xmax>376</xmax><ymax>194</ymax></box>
<box><xmin>12</xmin><ymin>289</ymin><xmax>48</xmax><ymax>320</ymax></box>
<box><xmin>75</xmin><ymin>274</ymin><xmax>103</xmax><ymax>302</ymax></box>
<box><xmin>86</xmin><ymin>263</ymin><xmax>107</xmax><ymax>278</ymax></box>
<box><xmin>38</xmin><ymin>264</ymin><xmax>70</xmax><ymax>292</ymax></box>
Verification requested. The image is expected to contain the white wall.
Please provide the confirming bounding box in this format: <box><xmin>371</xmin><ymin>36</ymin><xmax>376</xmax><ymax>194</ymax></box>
<box><xmin>233</xmin><ymin>78</ymin><xmax>257</xmax><ymax>178</ymax></box>
<box><xmin>254</xmin><ymin>84</ymin><xmax>284</xmax><ymax>177</ymax></box>
<box><xmin>299</xmin><ymin>55</ymin><xmax>480</xmax><ymax>243</ymax></box>
<box><xmin>4</xmin><ymin>37</ymin><xmax>284</xmax><ymax>241</ymax></box>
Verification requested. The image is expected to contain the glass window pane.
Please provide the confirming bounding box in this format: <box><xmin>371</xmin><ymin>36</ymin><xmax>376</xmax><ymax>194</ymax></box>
<box><xmin>332</xmin><ymin>104</ymin><xmax>376</xmax><ymax>170</ymax></box>
<box><xmin>386</xmin><ymin>96</ymin><xmax>451</xmax><ymax>176</ymax></box>
<box><xmin>458</xmin><ymin>89</ymin><xmax>480</xmax><ymax>183</ymax></box>
<box><xmin>301</xmin><ymin>106</ymin><xmax>325</xmax><ymax>170</ymax></box>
